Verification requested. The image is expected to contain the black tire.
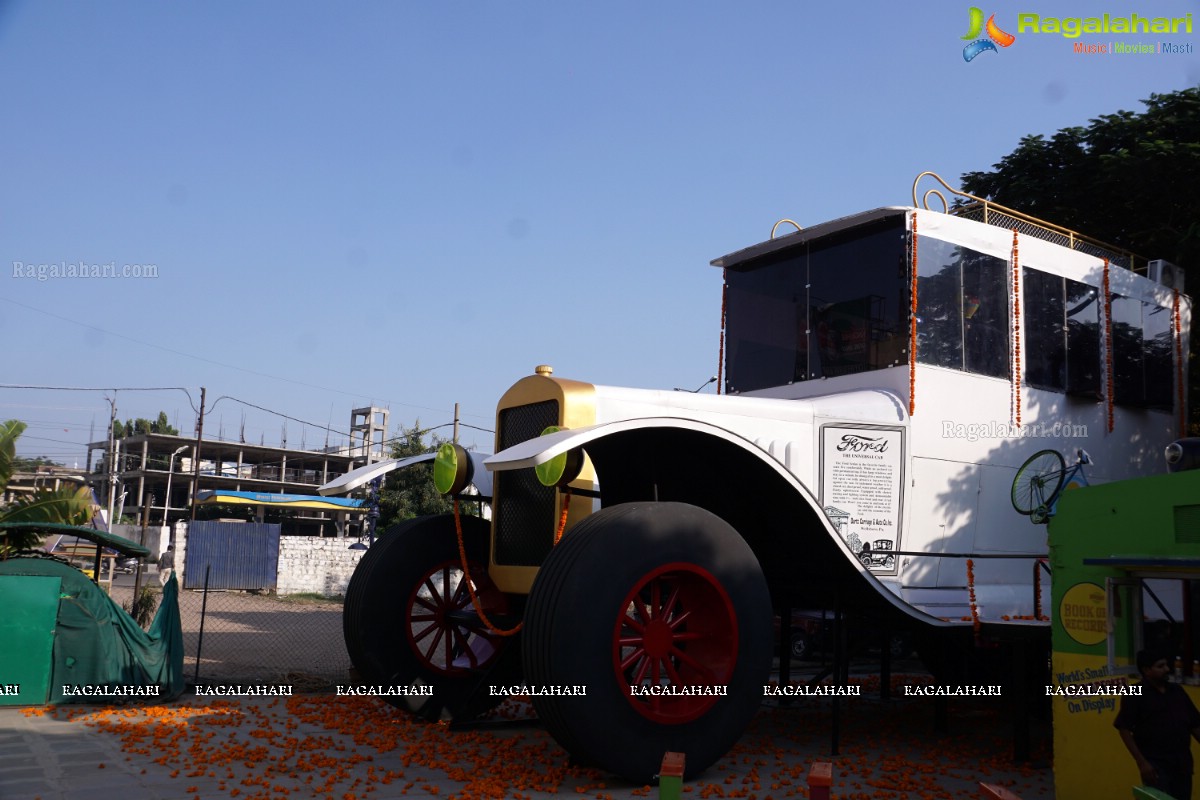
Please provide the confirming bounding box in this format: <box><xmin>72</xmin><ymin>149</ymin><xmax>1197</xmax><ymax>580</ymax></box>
<box><xmin>342</xmin><ymin>513</ymin><xmax>510</xmax><ymax>718</ymax></box>
<box><xmin>522</xmin><ymin>502</ymin><xmax>772</xmax><ymax>782</ymax></box>
<box><xmin>1011</xmin><ymin>450</ymin><xmax>1065</xmax><ymax>515</ymax></box>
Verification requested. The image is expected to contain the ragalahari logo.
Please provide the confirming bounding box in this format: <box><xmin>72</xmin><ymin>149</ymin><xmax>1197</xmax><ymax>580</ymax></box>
<box><xmin>962</xmin><ymin>7</ymin><xmax>1016</xmax><ymax>61</ymax></box>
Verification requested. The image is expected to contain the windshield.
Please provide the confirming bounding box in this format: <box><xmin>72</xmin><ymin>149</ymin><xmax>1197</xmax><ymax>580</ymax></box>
<box><xmin>723</xmin><ymin>217</ymin><xmax>908</xmax><ymax>393</ymax></box>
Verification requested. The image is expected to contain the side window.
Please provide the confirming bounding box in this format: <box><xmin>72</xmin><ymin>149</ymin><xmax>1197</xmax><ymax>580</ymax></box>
<box><xmin>1023</xmin><ymin>270</ymin><xmax>1102</xmax><ymax>398</ymax></box>
<box><xmin>963</xmin><ymin>253</ymin><xmax>1010</xmax><ymax>378</ymax></box>
<box><xmin>1064</xmin><ymin>280</ymin><xmax>1101</xmax><ymax>398</ymax></box>
<box><xmin>1144</xmin><ymin>303</ymin><xmax>1174</xmax><ymax>410</ymax></box>
<box><xmin>916</xmin><ymin>238</ymin><xmax>1010</xmax><ymax>376</ymax></box>
<box><xmin>915</xmin><ymin>238</ymin><xmax>963</xmax><ymax>369</ymax></box>
<box><xmin>1111</xmin><ymin>296</ymin><xmax>1145</xmax><ymax>406</ymax></box>
<box><xmin>1023</xmin><ymin>269</ymin><xmax>1066</xmax><ymax>390</ymax></box>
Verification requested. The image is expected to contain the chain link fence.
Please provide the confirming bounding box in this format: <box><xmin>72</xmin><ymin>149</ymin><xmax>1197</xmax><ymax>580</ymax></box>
<box><xmin>110</xmin><ymin>573</ymin><xmax>352</xmax><ymax>690</ymax></box>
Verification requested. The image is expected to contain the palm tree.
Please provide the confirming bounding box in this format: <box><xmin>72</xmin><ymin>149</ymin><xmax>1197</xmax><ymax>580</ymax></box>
<box><xmin>0</xmin><ymin>420</ymin><xmax>93</xmax><ymax>554</ymax></box>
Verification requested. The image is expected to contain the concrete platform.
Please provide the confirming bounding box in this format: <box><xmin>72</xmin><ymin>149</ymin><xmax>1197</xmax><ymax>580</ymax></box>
<box><xmin>0</xmin><ymin>684</ymin><xmax>1053</xmax><ymax>800</ymax></box>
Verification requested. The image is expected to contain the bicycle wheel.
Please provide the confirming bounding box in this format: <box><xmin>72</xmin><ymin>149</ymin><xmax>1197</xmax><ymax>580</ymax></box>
<box><xmin>1011</xmin><ymin>449</ymin><xmax>1066</xmax><ymax>515</ymax></box>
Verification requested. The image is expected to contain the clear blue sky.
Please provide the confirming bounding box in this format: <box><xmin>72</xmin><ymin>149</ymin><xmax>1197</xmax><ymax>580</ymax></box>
<box><xmin>3</xmin><ymin>0</ymin><xmax>1198</xmax><ymax>464</ymax></box>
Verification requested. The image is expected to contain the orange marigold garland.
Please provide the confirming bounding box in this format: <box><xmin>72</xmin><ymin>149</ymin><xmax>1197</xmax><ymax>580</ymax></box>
<box><xmin>553</xmin><ymin>489</ymin><xmax>572</xmax><ymax>544</ymax></box>
<box><xmin>909</xmin><ymin>212</ymin><xmax>919</xmax><ymax>416</ymax></box>
<box><xmin>1176</xmin><ymin>288</ymin><xmax>1186</xmax><ymax>436</ymax></box>
<box><xmin>966</xmin><ymin>558</ymin><xmax>981</xmax><ymax>641</ymax></box>
<box><xmin>1011</xmin><ymin>230</ymin><xmax>1022</xmax><ymax>428</ymax></box>
<box><xmin>1102</xmin><ymin>259</ymin><xmax>1114</xmax><ymax>433</ymax></box>
<box><xmin>453</xmin><ymin>499</ymin><xmax>522</xmax><ymax>636</ymax></box>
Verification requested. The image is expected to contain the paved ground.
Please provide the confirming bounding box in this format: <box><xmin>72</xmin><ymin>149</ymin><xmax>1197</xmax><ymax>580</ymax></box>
<box><xmin>0</xmin><ymin>678</ymin><xmax>1053</xmax><ymax>800</ymax></box>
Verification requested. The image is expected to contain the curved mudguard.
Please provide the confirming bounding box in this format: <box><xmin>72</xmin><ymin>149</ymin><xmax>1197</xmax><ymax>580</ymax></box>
<box><xmin>483</xmin><ymin>417</ymin><xmax>954</xmax><ymax>628</ymax></box>
<box><xmin>318</xmin><ymin>450</ymin><xmax>493</xmax><ymax>498</ymax></box>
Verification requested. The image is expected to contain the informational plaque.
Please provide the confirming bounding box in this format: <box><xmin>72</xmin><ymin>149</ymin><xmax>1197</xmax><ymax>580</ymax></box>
<box><xmin>820</xmin><ymin>425</ymin><xmax>904</xmax><ymax>575</ymax></box>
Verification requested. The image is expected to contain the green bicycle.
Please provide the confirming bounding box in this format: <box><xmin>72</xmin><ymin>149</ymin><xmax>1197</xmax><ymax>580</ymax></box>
<box><xmin>1011</xmin><ymin>448</ymin><xmax>1092</xmax><ymax>524</ymax></box>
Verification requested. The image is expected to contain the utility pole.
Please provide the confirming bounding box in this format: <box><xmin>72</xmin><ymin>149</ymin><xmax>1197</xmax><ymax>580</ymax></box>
<box><xmin>105</xmin><ymin>393</ymin><xmax>117</xmax><ymax>531</ymax></box>
<box><xmin>453</xmin><ymin>402</ymin><xmax>460</xmax><ymax>444</ymax></box>
<box><xmin>190</xmin><ymin>387</ymin><xmax>205</xmax><ymax>522</ymax></box>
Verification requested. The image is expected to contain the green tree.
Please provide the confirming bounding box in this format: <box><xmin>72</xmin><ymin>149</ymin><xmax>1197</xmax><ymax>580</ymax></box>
<box><xmin>114</xmin><ymin>411</ymin><xmax>180</xmax><ymax>439</ymax></box>
<box><xmin>960</xmin><ymin>86</ymin><xmax>1200</xmax><ymax>269</ymax></box>
<box><xmin>960</xmin><ymin>85</ymin><xmax>1200</xmax><ymax>431</ymax></box>
<box><xmin>0</xmin><ymin>420</ymin><xmax>93</xmax><ymax>553</ymax></box>
<box><xmin>11</xmin><ymin>455</ymin><xmax>62</xmax><ymax>470</ymax></box>
<box><xmin>376</xmin><ymin>422</ymin><xmax>455</xmax><ymax>530</ymax></box>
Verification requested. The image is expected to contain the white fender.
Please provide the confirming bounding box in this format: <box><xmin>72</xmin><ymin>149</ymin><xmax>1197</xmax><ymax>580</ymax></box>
<box><xmin>318</xmin><ymin>451</ymin><xmax>493</xmax><ymax>498</ymax></box>
<box><xmin>485</xmin><ymin>417</ymin><xmax>954</xmax><ymax>628</ymax></box>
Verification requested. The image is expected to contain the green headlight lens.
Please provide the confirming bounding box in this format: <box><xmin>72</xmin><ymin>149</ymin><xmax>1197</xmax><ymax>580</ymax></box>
<box><xmin>434</xmin><ymin>442</ymin><xmax>472</xmax><ymax>495</ymax></box>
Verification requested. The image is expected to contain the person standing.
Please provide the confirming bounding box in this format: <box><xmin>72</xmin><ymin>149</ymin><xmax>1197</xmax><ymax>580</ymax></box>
<box><xmin>157</xmin><ymin>544</ymin><xmax>175</xmax><ymax>587</ymax></box>
<box><xmin>1115</xmin><ymin>650</ymin><xmax>1200</xmax><ymax>799</ymax></box>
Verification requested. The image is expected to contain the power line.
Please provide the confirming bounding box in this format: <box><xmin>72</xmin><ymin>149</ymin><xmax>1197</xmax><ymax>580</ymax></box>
<box><xmin>2</xmin><ymin>297</ymin><xmax>479</xmax><ymax>418</ymax></box>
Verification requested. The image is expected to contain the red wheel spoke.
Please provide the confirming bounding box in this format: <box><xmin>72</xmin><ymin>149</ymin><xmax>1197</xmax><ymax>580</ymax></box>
<box><xmin>662</xmin><ymin>584</ymin><xmax>682</xmax><ymax>619</ymax></box>
<box><xmin>441</xmin><ymin>568</ymin><xmax>451</xmax><ymax>605</ymax></box>
<box><xmin>670</xmin><ymin>644</ymin><xmax>716</xmax><ymax>681</ymax></box>
<box><xmin>649</xmin><ymin>581</ymin><xmax>662</xmax><ymax>622</ymax></box>
<box><xmin>633</xmin><ymin>655</ymin><xmax>651</xmax><ymax>685</ymax></box>
<box><xmin>668</xmin><ymin>609</ymin><xmax>693</xmax><ymax>630</ymax></box>
<box><xmin>663</xmin><ymin>655</ymin><xmax>685</xmax><ymax>686</ymax></box>
<box><xmin>410</xmin><ymin>613</ymin><xmax>437</xmax><ymax>623</ymax></box>
<box><xmin>670</xmin><ymin>630</ymin><xmax>703</xmax><ymax>642</ymax></box>
<box><xmin>413</xmin><ymin>595</ymin><xmax>439</xmax><ymax>613</ymax></box>
<box><xmin>632</xmin><ymin>595</ymin><xmax>651</xmax><ymax>627</ymax></box>
<box><xmin>450</xmin><ymin>574</ymin><xmax>471</xmax><ymax>607</ymax></box>
<box><xmin>622</xmin><ymin>614</ymin><xmax>645</xmax><ymax>634</ymax></box>
<box><xmin>410</xmin><ymin>621</ymin><xmax>439</xmax><ymax>644</ymax></box>
<box><xmin>423</xmin><ymin>626</ymin><xmax>446</xmax><ymax>662</ymax></box>
<box><xmin>618</xmin><ymin>635</ymin><xmax>644</xmax><ymax>646</ymax></box>
<box><xmin>422</xmin><ymin>576</ymin><xmax>443</xmax><ymax>603</ymax></box>
<box><xmin>621</xmin><ymin>647</ymin><xmax>646</xmax><ymax>671</ymax></box>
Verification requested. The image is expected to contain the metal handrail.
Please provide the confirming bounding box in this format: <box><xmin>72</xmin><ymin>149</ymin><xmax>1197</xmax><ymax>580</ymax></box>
<box><xmin>911</xmin><ymin>171</ymin><xmax>1146</xmax><ymax>273</ymax></box>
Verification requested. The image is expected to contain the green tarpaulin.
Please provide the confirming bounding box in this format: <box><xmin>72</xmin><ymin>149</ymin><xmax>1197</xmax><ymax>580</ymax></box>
<box><xmin>0</xmin><ymin>557</ymin><xmax>183</xmax><ymax>705</ymax></box>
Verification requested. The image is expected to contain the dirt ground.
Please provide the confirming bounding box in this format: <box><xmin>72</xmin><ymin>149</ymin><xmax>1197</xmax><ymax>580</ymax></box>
<box><xmin>110</xmin><ymin>581</ymin><xmax>352</xmax><ymax>686</ymax></box>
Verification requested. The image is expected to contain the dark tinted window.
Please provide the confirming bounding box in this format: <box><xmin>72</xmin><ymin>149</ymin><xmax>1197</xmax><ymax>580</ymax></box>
<box><xmin>1064</xmin><ymin>280</ymin><xmax>1101</xmax><ymax>397</ymax></box>
<box><xmin>1111</xmin><ymin>296</ymin><xmax>1144</xmax><ymax>406</ymax></box>
<box><xmin>1022</xmin><ymin>269</ymin><xmax>1101</xmax><ymax>398</ymax></box>
<box><xmin>1023</xmin><ymin>269</ymin><xmax>1065</xmax><ymax>390</ymax></box>
<box><xmin>916</xmin><ymin>238</ymin><xmax>1009</xmax><ymax>377</ymax></box>
<box><xmin>723</xmin><ymin>218</ymin><xmax>907</xmax><ymax>393</ymax></box>
<box><xmin>1144</xmin><ymin>303</ymin><xmax>1174</xmax><ymax>410</ymax></box>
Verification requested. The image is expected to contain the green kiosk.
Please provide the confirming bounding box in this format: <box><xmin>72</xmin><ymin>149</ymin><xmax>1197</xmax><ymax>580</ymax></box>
<box><xmin>1049</xmin><ymin>459</ymin><xmax>1200</xmax><ymax>799</ymax></box>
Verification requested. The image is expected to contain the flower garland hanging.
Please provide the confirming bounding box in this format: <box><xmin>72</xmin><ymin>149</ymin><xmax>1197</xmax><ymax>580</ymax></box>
<box><xmin>1011</xmin><ymin>230</ymin><xmax>1022</xmax><ymax>428</ymax></box>
<box><xmin>1102</xmin><ymin>259</ymin><xmax>1114</xmax><ymax>433</ymax></box>
<box><xmin>554</xmin><ymin>490</ymin><xmax>572</xmax><ymax>544</ymax></box>
<box><xmin>967</xmin><ymin>558</ymin><xmax>981</xmax><ymax>641</ymax></box>
<box><xmin>454</xmin><ymin>499</ymin><xmax>522</xmax><ymax>636</ymax></box>
<box><xmin>1176</xmin><ymin>288</ymin><xmax>1186</xmax><ymax>436</ymax></box>
<box><xmin>909</xmin><ymin>212</ymin><xmax>919</xmax><ymax>417</ymax></box>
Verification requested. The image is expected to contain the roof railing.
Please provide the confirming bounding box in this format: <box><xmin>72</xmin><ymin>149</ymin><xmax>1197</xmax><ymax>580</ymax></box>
<box><xmin>912</xmin><ymin>171</ymin><xmax>1146</xmax><ymax>273</ymax></box>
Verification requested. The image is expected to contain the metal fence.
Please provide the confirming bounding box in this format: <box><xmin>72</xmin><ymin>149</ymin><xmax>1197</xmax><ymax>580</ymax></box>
<box><xmin>111</xmin><ymin>573</ymin><xmax>351</xmax><ymax>690</ymax></box>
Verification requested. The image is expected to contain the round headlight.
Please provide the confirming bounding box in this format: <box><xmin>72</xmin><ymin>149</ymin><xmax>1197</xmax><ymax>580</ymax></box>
<box><xmin>434</xmin><ymin>442</ymin><xmax>473</xmax><ymax>495</ymax></box>
<box><xmin>534</xmin><ymin>426</ymin><xmax>584</xmax><ymax>487</ymax></box>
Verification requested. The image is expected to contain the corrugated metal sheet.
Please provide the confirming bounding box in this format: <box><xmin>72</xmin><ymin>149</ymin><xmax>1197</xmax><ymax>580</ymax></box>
<box><xmin>184</xmin><ymin>521</ymin><xmax>280</xmax><ymax>590</ymax></box>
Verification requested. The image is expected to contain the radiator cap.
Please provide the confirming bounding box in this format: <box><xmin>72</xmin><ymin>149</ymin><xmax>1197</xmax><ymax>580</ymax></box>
<box><xmin>535</xmin><ymin>365</ymin><xmax>553</xmax><ymax>376</ymax></box>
